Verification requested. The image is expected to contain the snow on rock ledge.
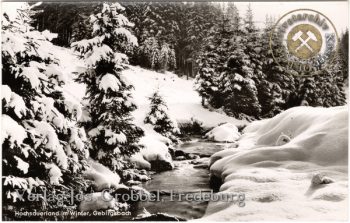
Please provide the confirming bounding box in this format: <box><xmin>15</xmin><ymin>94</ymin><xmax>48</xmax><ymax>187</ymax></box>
<box><xmin>83</xmin><ymin>159</ymin><xmax>121</xmax><ymax>191</ymax></box>
<box><xmin>127</xmin><ymin>135</ymin><xmax>174</xmax><ymax>171</ymax></box>
<box><xmin>203</xmin><ymin>106</ymin><xmax>348</xmax><ymax>221</ymax></box>
<box><xmin>205</xmin><ymin>123</ymin><xmax>240</xmax><ymax>142</ymax></box>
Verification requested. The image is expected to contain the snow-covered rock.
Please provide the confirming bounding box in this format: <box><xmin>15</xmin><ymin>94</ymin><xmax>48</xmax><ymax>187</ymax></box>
<box><xmin>203</xmin><ymin>106</ymin><xmax>348</xmax><ymax>221</ymax></box>
<box><xmin>127</xmin><ymin>135</ymin><xmax>174</xmax><ymax>171</ymax></box>
<box><xmin>83</xmin><ymin>159</ymin><xmax>121</xmax><ymax>191</ymax></box>
<box><xmin>205</xmin><ymin>123</ymin><xmax>240</xmax><ymax>142</ymax></box>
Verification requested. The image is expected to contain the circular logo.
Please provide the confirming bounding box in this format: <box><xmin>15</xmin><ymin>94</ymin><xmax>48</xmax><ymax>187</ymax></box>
<box><xmin>270</xmin><ymin>9</ymin><xmax>339</xmax><ymax>76</ymax></box>
<box><xmin>287</xmin><ymin>24</ymin><xmax>322</xmax><ymax>59</ymax></box>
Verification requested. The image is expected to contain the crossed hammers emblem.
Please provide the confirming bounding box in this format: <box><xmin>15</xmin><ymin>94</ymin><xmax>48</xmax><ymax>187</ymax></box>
<box><xmin>292</xmin><ymin>30</ymin><xmax>318</xmax><ymax>52</ymax></box>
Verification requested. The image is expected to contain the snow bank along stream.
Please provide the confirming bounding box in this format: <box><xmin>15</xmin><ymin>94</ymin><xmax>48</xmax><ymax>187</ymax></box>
<box><xmin>202</xmin><ymin>106</ymin><xmax>348</xmax><ymax>221</ymax></box>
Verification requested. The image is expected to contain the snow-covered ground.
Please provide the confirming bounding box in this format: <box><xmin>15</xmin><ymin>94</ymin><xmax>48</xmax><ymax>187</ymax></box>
<box><xmin>202</xmin><ymin>106</ymin><xmax>348</xmax><ymax>221</ymax></box>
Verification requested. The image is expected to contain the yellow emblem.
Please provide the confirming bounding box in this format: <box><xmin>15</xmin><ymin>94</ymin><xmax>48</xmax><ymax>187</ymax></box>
<box><xmin>287</xmin><ymin>24</ymin><xmax>323</xmax><ymax>60</ymax></box>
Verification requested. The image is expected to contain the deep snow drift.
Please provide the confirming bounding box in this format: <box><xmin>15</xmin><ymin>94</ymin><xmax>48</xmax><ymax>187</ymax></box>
<box><xmin>202</xmin><ymin>106</ymin><xmax>348</xmax><ymax>221</ymax></box>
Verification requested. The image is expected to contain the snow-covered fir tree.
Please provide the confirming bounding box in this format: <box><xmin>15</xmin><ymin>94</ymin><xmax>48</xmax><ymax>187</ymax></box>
<box><xmin>195</xmin><ymin>14</ymin><xmax>231</xmax><ymax>107</ymax></box>
<box><xmin>195</xmin><ymin>48</ymin><xmax>221</xmax><ymax>106</ymax></box>
<box><xmin>221</xmin><ymin>45</ymin><xmax>261</xmax><ymax>119</ymax></box>
<box><xmin>296</xmin><ymin>54</ymin><xmax>346</xmax><ymax>107</ymax></box>
<box><xmin>139</xmin><ymin>37</ymin><xmax>160</xmax><ymax>69</ymax></box>
<box><xmin>339</xmin><ymin>30</ymin><xmax>348</xmax><ymax>80</ymax></box>
<box><xmin>144</xmin><ymin>91</ymin><xmax>180</xmax><ymax>143</ymax></box>
<box><xmin>2</xmin><ymin>3</ymin><xmax>89</xmax><ymax>217</ymax></box>
<box><xmin>159</xmin><ymin>42</ymin><xmax>176</xmax><ymax>71</ymax></box>
<box><xmin>243</xmin><ymin>4</ymin><xmax>254</xmax><ymax>32</ymax></box>
<box><xmin>183</xmin><ymin>2</ymin><xmax>222</xmax><ymax>62</ymax></box>
<box><xmin>243</xmin><ymin>4</ymin><xmax>264</xmax><ymax>83</ymax></box>
<box><xmin>126</xmin><ymin>3</ymin><xmax>177</xmax><ymax>72</ymax></box>
<box><xmin>226</xmin><ymin>3</ymin><xmax>240</xmax><ymax>32</ymax></box>
<box><xmin>138</xmin><ymin>38</ymin><xmax>176</xmax><ymax>71</ymax></box>
<box><xmin>219</xmin><ymin>8</ymin><xmax>261</xmax><ymax>119</ymax></box>
<box><xmin>257</xmin><ymin>17</ymin><xmax>296</xmax><ymax>117</ymax></box>
<box><xmin>71</xmin><ymin>2</ymin><xmax>144</xmax><ymax>171</ymax></box>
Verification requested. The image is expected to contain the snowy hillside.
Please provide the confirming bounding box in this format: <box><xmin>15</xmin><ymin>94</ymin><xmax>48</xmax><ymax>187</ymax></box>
<box><xmin>202</xmin><ymin>106</ymin><xmax>348</xmax><ymax>221</ymax></box>
<box><xmin>122</xmin><ymin>66</ymin><xmax>247</xmax><ymax>128</ymax></box>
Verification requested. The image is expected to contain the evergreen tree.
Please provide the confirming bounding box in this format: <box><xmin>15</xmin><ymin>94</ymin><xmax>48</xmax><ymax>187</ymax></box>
<box><xmin>258</xmin><ymin>17</ymin><xmax>296</xmax><ymax>117</ymax></box>
<box><xmin>221</xmin><ymin>44</ymin><xmax>261</xmax><ymax>118</ymax></box>
<box><xmin>195</xmin><ymin>50</ymin><xmax>221</xmax><ymax>106</ymax></box>
<box><xmin>2</xmin><ymin>3</ymin><xmax>88</xmax><ymax>217</ymax></box>
<box><xmin>195</xmin><ymin>13</ymin><xmax>230</xmax><ymax>107</ymax></box>
<box><xmin>159</xmin><ymin>42</ymin><xmax>176</xmax><ymax>71</ymax></box>
<box><xmin>125</xmin><ymin>3</ymin><xmax>178</xmax><ymax>71</ymax></box>
<box><xmin>144</xmin><ymin>91</ymin><xmax>180</xmax><ymax>143</ymax></box>
<box><xmin>70</xmin><ymin>13</ymin><xmax>93</xmax><ymax>43</ymax></box>
<box><xmin>226</xmin><ymin>3</ymin><xmax>240</xmax><ymax>32</ymax></box>
<box><xmin>339</xmin><ymin>29</ymin><xmax>348</xmax><ymax>80</ymax></box>
<box><xmin>137</xmin><ymin>37</ymin><xmax>176</xmax><ymax>71</ymax></box>
<box><xmin>296</xmin><ymin>54</ymin><xmax>346</xmax><ymax>107</ymax></box>
<box><xmin>243</xmin><ymin>4</ymin><xmax>254</xmax><ymax>31</ymax></box>
<box><xmin>180</xmin><ymin>2</ymin><xmax>222</xmax><ymax>69</ymax></box>
<box><xmin>243</xmin><ymin>4</ymin><xmax>263</xmax><ymax>78</ymax></box>
<box><xmin>71</xmin><ymin>2</ymin><xmax>143</xmax><ymax>171</ymax></box>
<box><xmin>196</xmin><ymin>6</ymin><xmax>261</xmax><ymax>119</ymax></box>
<box><xmin>219</xmin><ymin>7</ymin><xmax>261</xmax><ymax>118</ymax></box>
<box><xmin>242</xmin><ymin>4</ymin><xmax>265</xmax><ymax>103</ymax></box>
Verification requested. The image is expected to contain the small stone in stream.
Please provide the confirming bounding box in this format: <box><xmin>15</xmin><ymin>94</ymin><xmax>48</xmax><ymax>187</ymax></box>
<box><xmin>190</xmin><ymin>160</ymin><xmax>198</xmax><ymax>164</ymax></box>
<box><xmin>188</xmin><ymin>154</ymin><xmax>200</xmax><ymax>160</ymax></box>
<box><xmin>150</xmin><ymin>160</ymin><xmax>173</xmax><ymax>171</ymax></box>
<box><xmin>175</xmin><ymin>156</ymin><xmax>186</xmax><ymax>160</ymax></box>
<box><xmin>168</xmin><ymin>147</ymin><xmax>175</xmax><ymax>158</ymax></box>
<box><xmin>311</xmin><ymin>173</ymin><xmax>334</xmax><ymax>185</ymax></box>
<box><xmin>127</xmin><ymin>180</ymin><xmax>142</xmax><ymax>186</ymax></box>
<box><xmin>133</xmin><ymin>213</ymin><xmax>186</xmax><ymax>221</ymax></box>
<box><xmin>174</xmin><ymin>150</ymin><xmax>186</xmax><ymax>157</ymax></box>
<box><xmin>139</xmin><ymin>175</ymin><xmax>150</xmax><ymax>182</ymax></box>
<box><xmin>190</xmin><ymin>159</ymin><xmax>206</xmax><ymax>165</ymax></box>
<box><xmin>114</xmin><ymin>187</ymin><xmax>130</xmax><ymax>196</ymax></box>
<box><xmin>209</xmin><ymin>174</ymin><xmax>223</xmax><ymax>192</ymax></box>
<box><xmin>122</xmin><ymin>169</ymin><xmax>150</xmax><ymax>182</ymax></box>
<box><xmin>140</xmin><ymin>169</ymin><xmax>147</xmax><ymax>175</ymax></box>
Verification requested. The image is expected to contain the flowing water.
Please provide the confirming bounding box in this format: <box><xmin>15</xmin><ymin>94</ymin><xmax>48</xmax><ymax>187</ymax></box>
<box><xmin>84</xmin><ymin>139</ymin><xmax>234</xmax><ymax>221</ymax></box>
<box><xmin>129</xmin><ymin>139</ymin><xmax>235</xmax><ymax>220</ymax></box>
